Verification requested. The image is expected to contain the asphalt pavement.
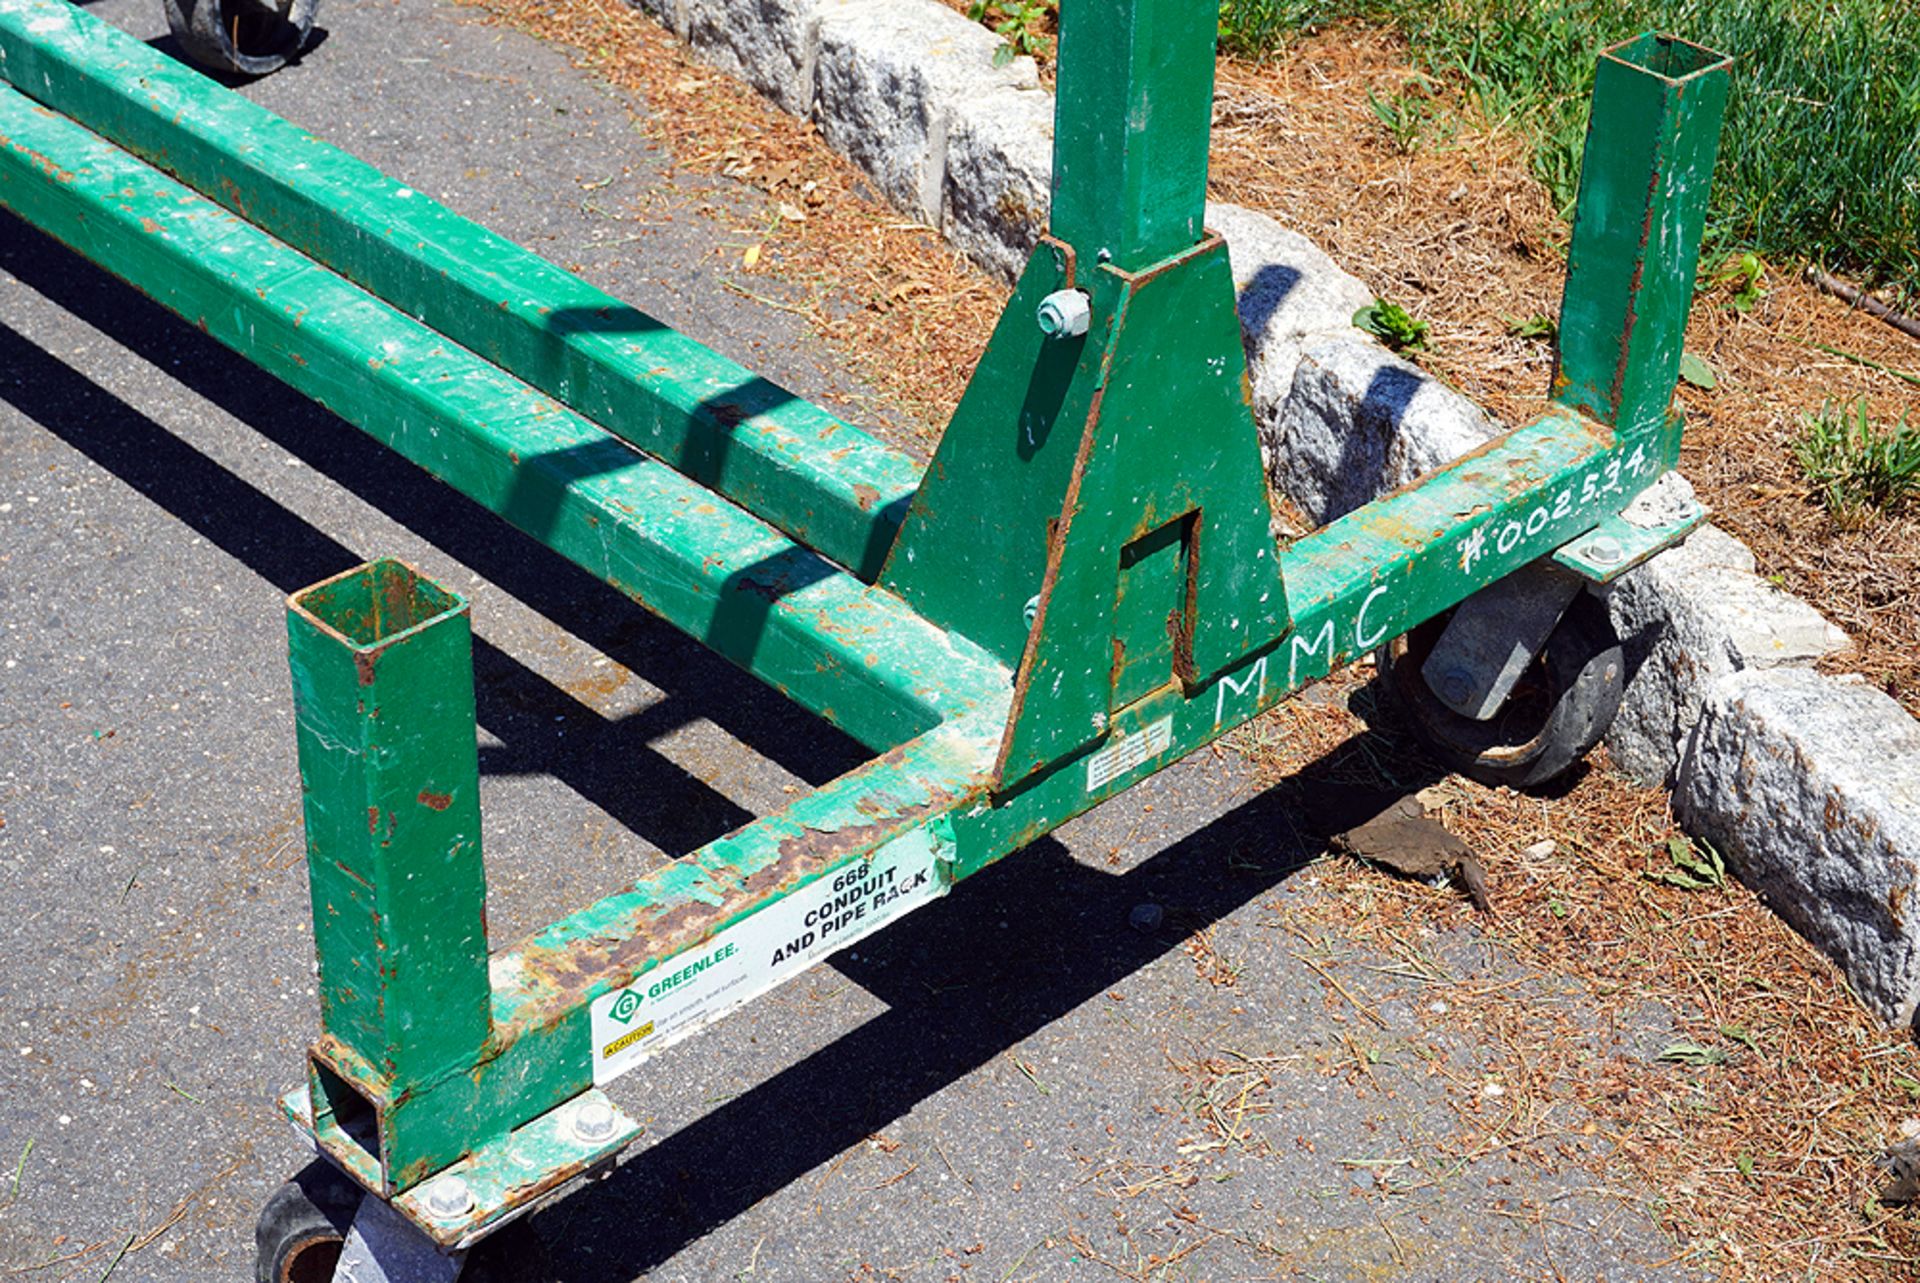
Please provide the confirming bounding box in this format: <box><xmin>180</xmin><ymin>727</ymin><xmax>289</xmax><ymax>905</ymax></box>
<box><xmin>0</xmin><ymin>1</ymin><xmax>1705</xmax><ymax>1278</ymax></box>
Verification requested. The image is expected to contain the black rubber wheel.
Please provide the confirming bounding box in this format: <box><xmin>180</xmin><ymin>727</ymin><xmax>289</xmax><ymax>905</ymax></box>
<box><xmin>254</xmin><ymin>1161</ymin><xmax>554</xmax><ymax>1283</ymax></box>
<box><xmin>1378</xmin><ymin>589</ymin><xmax>1624</xmax><ymax>789</ymax></box>
<box><xmin>163</xmin><ymin>0</ymin><xmax>318</xmax><ymax>77</ymax></box>
<box><xmin>255</xmin><ymin>1162</ymin><xmax>360</xmax><ymax>1283</ymax></box>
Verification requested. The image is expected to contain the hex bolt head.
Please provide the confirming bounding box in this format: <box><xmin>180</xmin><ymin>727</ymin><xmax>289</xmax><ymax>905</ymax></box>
<box><xmin>422</xmin><ymin>1175</ymin><xmax>474</xmax><ymax>1221</ymax></box>
<box><xmin>1438</xmin><ymin>666</ymin><xmax>1476</xmax><ymax>709</ymax></box>
<box><xmin>571</xmin><ymin>1097</ymin><xmax>619</xmax><ymax>1145</ymax></box>
<box><xmin>1036</xmin><ymin>289</ymin><xmax>1091</xmax><ymax>339</ymax></box>
<box><xmin>1585</xmin><ymin>534</ymin><xmax>1626</xmax><ymax>567</ymax></box>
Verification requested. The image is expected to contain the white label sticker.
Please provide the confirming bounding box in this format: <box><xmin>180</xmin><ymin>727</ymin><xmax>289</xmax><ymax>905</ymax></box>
<box><xmin>589</xmin><ymin>827</ymin><xmax>948</xmax><ymax>1086</ymax></box>
<box><xmin>1086</xmin><ymin>716</ymin><xmax>1174</xmax><ymax>791</ymax></box>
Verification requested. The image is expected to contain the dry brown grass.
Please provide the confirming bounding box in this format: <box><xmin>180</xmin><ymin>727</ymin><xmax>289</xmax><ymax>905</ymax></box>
<box><xmin>1230</xmin><ymin>671</ymin><xmax>1920</xmax><ymax>1280</ymax></box>
<box><xmin>444</xmin><ymin>1</ymin><xmax>1920</xmax><ymax>1274</ymax></box>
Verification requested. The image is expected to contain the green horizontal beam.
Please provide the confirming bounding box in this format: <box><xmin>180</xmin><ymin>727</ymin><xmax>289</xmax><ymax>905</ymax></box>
<box><xmin>0</xmin><ymin>0</ymin><xmax>919</xmax><ymax>580</ymax></box>
<box><xmin>0</xmin><ymin>86</ymin><xmax>1007</xmax><ymax>751</ymax></box>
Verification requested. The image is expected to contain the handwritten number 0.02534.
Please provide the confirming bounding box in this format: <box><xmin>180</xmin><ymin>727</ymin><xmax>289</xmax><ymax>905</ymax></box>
<box><xmin>1457</xmin><ymin>444</ymin><xmax>1651</xmax><ymax>576</ymax></box>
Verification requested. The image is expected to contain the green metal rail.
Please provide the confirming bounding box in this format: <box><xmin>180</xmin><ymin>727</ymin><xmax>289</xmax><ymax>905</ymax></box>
<box><xmin>0</xmin><ymin>0</ymin><xmax>918</xmax><ymax>580</ymax></box>
<box><xmin>0</xmin><ymin>0</ymin><xmax>1731</xmax><ymax>1260</ymax></box>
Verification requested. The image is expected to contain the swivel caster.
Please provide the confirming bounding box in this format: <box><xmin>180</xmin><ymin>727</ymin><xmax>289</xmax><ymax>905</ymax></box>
<box><xmin>1378</xmin><ymin>588</ymin><xmax>1625</xmax><ymax>790</ymax></box>
<box><xmin>254</xmin><ymin>1161</ymin><xmax>550</xmax><ymax>1283</ymax></box>
<box><xmin>163</xmin><ymin>0</ymin><xmax>318</xmax><ymax>77</ymax></box>
<box><xmin>254</xmin><ymin>1162</ymin><xmax>358</xmax><ymax>1283</ymax></box>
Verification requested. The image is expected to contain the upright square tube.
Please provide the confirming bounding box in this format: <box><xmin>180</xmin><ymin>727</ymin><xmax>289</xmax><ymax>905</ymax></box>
<box><xmin>286</xmin><ymin>561</ymin><xmax>492</xmax><ymax>1105</ymax></box>
<box><xmin>1048</xmin><ymin>0</ymin><xmax>1218</xmax><ymax>271</ymax></box>
<box><xmin>1555</xmin><ymin>34</ymin><xmax>1731</xmax><ymax>443</ymax></box>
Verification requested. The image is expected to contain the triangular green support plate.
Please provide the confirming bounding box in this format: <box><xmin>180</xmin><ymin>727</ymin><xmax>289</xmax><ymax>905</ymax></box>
<box><xmin>883</xmin><ymin>234</ymin><xmax>1289</xmax><ymax>787</ymax></box>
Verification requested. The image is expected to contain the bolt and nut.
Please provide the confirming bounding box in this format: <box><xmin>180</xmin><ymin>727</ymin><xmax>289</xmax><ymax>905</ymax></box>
<box><xmin>1584</xmin><ymin>534</ymin><xmax>1625</xmax><ymax>567</ymax></box>
<box><xmin>1036</xmin><ymin>289</ymin><xmax>1091</xmax><ymax>339</ymax></box>
<box><xmin>422</xmin><ymin>1175</ymin><xmax>474</xmax><ymax>1220</ymax></box>
<box><xmin>1437</xmin><ymin>667</ymin><xmax>1476</xmax><ymax>708</ymax></box>
<box><xmin>571</xmin><ymin>1097</ymin><xmax>620</xmax><ymax>1145</ymax></box>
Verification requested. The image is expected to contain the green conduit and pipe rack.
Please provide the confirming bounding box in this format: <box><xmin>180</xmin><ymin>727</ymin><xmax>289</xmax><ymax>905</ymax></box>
<box><xmin>0</xmin><ymin>0</ymin><xmax>1732</xmax><ymax>1272</ymax></box>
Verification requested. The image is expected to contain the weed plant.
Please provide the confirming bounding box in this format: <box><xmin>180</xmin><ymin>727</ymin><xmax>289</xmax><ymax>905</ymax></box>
<box><xmin>969</xmin><ymin>0</ymin><xmax>1057</xmax><ymax>65</ymax></box>
<box><xmin>1792</xmin><ymin>398</ymin><xmax>1920</xmax><ymax>525</ymax></box>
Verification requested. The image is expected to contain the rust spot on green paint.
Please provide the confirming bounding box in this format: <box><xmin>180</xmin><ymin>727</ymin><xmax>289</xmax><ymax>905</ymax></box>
<box><xmin>16</xmin><ymin>142</ymin><xmax>76</xmax><ymax>184</ymax></box>
<box><xmin>217</xmin><ymin>175</ymin><xmax>250</xmax><ymax>219</ymax></box>
<box><xmin>418</xmin><ymin>790</ymin><xmax>452</xmax><ymax>811</ymax></box>
<box><xmin>851</xmin><ymin>483</ymin><xmax>881</xmax><ymax>512</ymax></box>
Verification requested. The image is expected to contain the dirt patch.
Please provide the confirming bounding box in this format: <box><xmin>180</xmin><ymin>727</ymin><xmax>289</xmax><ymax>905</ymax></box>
<box><xmin>1230</xmin><ymin>666</ymin><xmax>1920</xmax><ymax>1280</ymax></box>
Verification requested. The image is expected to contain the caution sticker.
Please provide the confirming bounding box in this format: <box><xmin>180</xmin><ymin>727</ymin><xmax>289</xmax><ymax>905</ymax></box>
<box><xmin>1086</xmin><ymin>716</ymin><xmax>1173</xmax><ymax>791</ymax></box>
<box><xmin>589</xmin><ymin>826</ymin><xmax>949</xmax><ymax>1086</ymax></box>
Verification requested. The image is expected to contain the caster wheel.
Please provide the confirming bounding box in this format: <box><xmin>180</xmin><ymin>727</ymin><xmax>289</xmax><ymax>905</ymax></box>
<box><xmin>1378</xmin><ymin>589</ymin><xmax>1624</xmax><ymax>789</ymax></box>
<box><xmin>163</xmin><ymin>0</ymin><xmax>318</xmax><ymax>77</ymax></box>
<box><xmin>255</xmin><ymin>1162</ymin><xmax>359</xmax><ymax>1283</ymax></box>
<box><xmin>254</xmin><ymin>1162</ymin><xmax>554</xmax><ymax>1283</ymax></box>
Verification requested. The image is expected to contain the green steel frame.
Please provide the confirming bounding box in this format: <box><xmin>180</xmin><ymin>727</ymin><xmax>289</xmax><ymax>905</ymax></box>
<box><xmin>0</xmin><ymin>0</ymin><xmax>1731</xmax><ymax>1254</ymax></box>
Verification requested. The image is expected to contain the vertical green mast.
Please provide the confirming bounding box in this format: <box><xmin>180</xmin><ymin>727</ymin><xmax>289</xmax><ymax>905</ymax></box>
<box><xmin>882</xmin><ymin>0</ymin><xmax>1288</xmax><ymax>788</ymax></box>
<box><xmin>287</xmin><ymin>561</ymin><xmax>494</xmax><ymax>1191</ymax></box>
<box><xmin>1047</xmin><ymin>0</ymin><xmax>1219</xmax><ymax>271</ymax></box>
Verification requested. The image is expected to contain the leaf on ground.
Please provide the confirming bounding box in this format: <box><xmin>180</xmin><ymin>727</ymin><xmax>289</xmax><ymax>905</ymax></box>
<box><xmin>1678</xmin><ymin>351</ymin><xmax>1717</xmax><ymax>389</ymax></box>
<box><xmin>1658</xmin><ymin>1042</ymin><xmax>1727</xmax><ymax>1067</ymax></box>
<box><xmin>1333</xmin><ymin>798</ymin><xmax>1489</xmax><ymax>912</ymax></box>
<box><xmin>1646</xmin><ymin>834</ymin><xmax>1726</xmax><ymax>891</ymax></box>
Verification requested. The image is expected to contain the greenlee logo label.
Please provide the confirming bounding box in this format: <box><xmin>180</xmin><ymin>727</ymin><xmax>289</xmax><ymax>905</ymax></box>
<box><xmin>587</xmin><ymin>828</ymin><xmax>948</xmax><ymax>1087</ymax></box>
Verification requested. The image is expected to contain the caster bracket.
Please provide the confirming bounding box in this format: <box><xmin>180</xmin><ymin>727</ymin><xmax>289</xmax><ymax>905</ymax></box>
<box><xmin>283</xmin><ymin>1082</ymin><xmax>640</xmax><ymax>1251</ymax></box>
<box><xmin>334</xmin><ymin>1195</ymin><xmax>467</xmax><ymax>1283</ymax></box>
<box><xmin>1421</xmin><ymin>561</ymin><xmax>1584</xmax><ymax>722</ymax></box>
<box><xmin>1553</xmin><ymin>470</ymin><xmax>1708</xmax><ymax>584</ymax></box>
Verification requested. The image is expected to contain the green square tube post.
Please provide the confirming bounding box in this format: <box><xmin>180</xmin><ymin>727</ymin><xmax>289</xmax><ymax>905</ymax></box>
<box><xmin>286</xmin><ymin>560</ymin><xmax>493</xmax><ymax>1190</ymax></box>
<box><xmin>1555</xmin><ymin>33</ymin><xmax>1732</xmax><ymax>448</ymax></box>
<box><xmin>1047</xmin><ymin>0</ymin><xmax>1218</xmax><ymax>271</ymax></box>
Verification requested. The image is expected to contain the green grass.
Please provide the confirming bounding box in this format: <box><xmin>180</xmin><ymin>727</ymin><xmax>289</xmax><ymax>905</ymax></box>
<box><xmin>1216</xmin><ymin>0</ymin><xmax>1920</xmax><ymax>296</ymax></box>
<box><xmin>1792</xmin><ymin>398</ymin><xmax>1920</xmax><ymax>525</ymax></box>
